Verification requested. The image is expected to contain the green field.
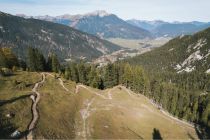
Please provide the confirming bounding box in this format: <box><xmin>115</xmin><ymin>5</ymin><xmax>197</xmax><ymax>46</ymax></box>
<box><xmin>0</xmin><ymin>71</ymin><xmax>198</xmax><ymax>139</ymax></box>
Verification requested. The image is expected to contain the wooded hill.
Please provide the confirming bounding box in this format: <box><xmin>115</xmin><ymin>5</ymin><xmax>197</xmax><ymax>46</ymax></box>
<box><xmin>0</xmin><ymin>12</ymin><xmax>121</xmax><ymax>61</ymax></box>
<box><xmin>125</xmin><ymin>27</ymin><xmax>210</xmax><ymax>74</ymax></box>
<box><xmin>1</xmin><ymin>45</ymin><xmax>210</xmax><ymax>138</ymax></box>
<box><xmin>122</xmin><ymin>27</ymin><xmax>210</xmax><ymax>138</ymax></box>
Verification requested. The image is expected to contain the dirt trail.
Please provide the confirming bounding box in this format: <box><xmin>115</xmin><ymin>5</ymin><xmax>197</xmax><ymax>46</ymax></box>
<box><xmin>46</xmin><ymin>73</ymin><xmax>69</xmax><ymax>92</ymax></box>
<box><xmin>120</xmin><ymin>86</ymin><xmax>134</xmax><ymax>97</ymax></box>
<box><xmin>80</xmin><ymin>98</ymin><xmax>95</xmax><ymax>139</ymax></box>
<box><xmin>76</xmin><ymin>85</ymin><xmax>111</xmax><ymax>100</ymax></box>
<box><xmin>107</xmin><ymin>88</ymin><xmax>113</xmax><ymax>99</ymax></box>
<box><xmin>26</xmin><ymin>73</ymin><xmax>45</xmax><ymax>140</ymax></box>
<box><xmin>58</xmin><ymin>78</ymin><xmax>69</xmax><ymax>92</ymax></box>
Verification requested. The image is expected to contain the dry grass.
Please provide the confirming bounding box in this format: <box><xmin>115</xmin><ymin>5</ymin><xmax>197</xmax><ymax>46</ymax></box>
<box><xmin>0</xmin><ymin>72</ymin><xmax>198</xmax><ymax>139</ymax></box>
<box><xmin>0</xmin><ymin>71</ymin><xmax>41</xmax><ymax>137</ymax></box>
<box><xmin>108</xmin><ymin>38</ymin><xmax>170</xmax><ymax>49</ymax></box>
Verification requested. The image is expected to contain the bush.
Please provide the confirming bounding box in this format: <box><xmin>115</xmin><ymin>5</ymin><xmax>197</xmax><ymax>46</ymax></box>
<box><xmin>1</xmin><ymin>68</ymin><xmax>13</xmax><ymax>76</ymax></box>
<box><xmin>0</xmin><ymin>69</ymin><xmax>3</xmax><ymax>77</ymax></box>
<box><xmin>15</xmin><ymin>82</ymin><xmax>27</xmax><ymax>90</ymax></box>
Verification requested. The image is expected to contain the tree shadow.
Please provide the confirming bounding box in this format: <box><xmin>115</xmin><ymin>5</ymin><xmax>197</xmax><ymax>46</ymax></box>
<box><xmin>0</xmin><ymin>94</ymin><xmax>32</xmax><ymax>106</ymax></box>
<box><xmin>152</xmin><ymin>128</ymin><xmax>162</xmax><ymax>140</ymax></box>
<box><xmin>0</xmin><ymin>94</ymin><xmax>32</xmax><ymax>138</ymax></box>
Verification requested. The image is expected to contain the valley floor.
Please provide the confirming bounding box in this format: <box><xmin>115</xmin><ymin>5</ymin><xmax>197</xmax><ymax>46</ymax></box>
<box><xmin>0</xmin><ymin>71</ymin><xmax>198</xmax><ymax>139</ymax></box>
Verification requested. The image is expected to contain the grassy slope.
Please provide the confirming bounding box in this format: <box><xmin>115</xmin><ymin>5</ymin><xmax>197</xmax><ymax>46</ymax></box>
<box><xmin>0</xmin><ymin>71</ymin><xmax>40</xmax><ymax>138</ymax></box>
<box><xmin>0</xmin><ymin>72</ymin><xmax>198</xmax><ymax>139</ymax></box>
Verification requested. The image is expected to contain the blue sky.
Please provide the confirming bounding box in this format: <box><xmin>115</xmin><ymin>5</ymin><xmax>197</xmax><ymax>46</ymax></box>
<box><xmin>0</xmin><ymin>0</ymin><xmax>210</xmax><ymax>22</ymax></box>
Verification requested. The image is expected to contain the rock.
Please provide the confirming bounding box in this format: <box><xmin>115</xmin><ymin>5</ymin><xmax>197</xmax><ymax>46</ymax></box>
<box><xmin>5</xmin><ymin>112</ymin><xmax>15</xmax><ymax>118</ymax></box>
<box><xmin>6</xmin><ymin>114</ymin><xmax>11</xmax><ymax>118</ymax></box>
<box><xmin>10</xmin><ymin>130</ymin><xmax>21</xmax><ymax>138</ymax></box>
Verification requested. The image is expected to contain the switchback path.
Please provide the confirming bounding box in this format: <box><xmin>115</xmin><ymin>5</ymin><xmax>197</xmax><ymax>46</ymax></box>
<box><xmin>76</xmin><ymin>84</ymin><xmax>111</xmax><ymax>100</ymax></box>
<box><xmin>46</xmin><ymin>73</ymin><xmax>69</xmax><ymax>92</ymax></box>
<box><xmin>26</xmin><ymin>73</ymin><xmax>45</xmax><ymax>140</ymax></box>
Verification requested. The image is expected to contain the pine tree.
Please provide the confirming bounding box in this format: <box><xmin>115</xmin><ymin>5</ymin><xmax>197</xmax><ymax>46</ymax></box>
<box><xmin>27</xmin><ymin>47</ymin><xmax>36</xmax><ymax>71</ymax></box>
<box><xmin>0</xmin><ymin>49</ymin><xmax>8</xmax><ymax>68</ymax></box>
<box><xmin>104</xmin><ymin>64</ymin><xmax>115</xmax><ymax>88</ymax></box>
<box><xmin>27</xmin><ymin>47</ymin><xmax>46</xmax><ymax>72</ymax></box>
<box><xmin>122</xmin><ymin>63</ymin><xmax>132</xmax><ymax>88</ymax></box>
<box><xmin>88</xmin><ymin>65</ymin><xmax>97</xmax><ymax>86</ymax></box>
<box><xmin>51</xmin><ymin>54</ymin><xmax>60</xmax><ymax>73</ymax></box>
<box><xmin>0</xmin><ymin>48</ymin><xmax>18</xmax><ymax>69</ymax></box>
<box><xmin>77</xmin><ymin>62</ymin><xmax>88</xmax><ymax>84</ymax></box>
<box><xmin>64</xmin><ymin>67</ymin><xmax>71</xmax><ymax>80</ymax></box>
<box><xmin>70</xmin><ymin>62</ymin><xmax>79</xmax><ymax>83</ymax></box>
<box><xmin>46</xmin><ymin>54</ymin><xmax>52</xmax><ymax>71</ymax></box>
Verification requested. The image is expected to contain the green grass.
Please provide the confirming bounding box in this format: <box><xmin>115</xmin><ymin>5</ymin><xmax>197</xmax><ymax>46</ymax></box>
<box><xmin>0</xmin><ymin>72</ymin><xmax>198</xmax><ymax>139</ymax></box>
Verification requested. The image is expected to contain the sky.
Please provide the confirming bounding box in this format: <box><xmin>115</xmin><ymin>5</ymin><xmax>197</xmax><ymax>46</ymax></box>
<box><xmin>0</xmin><ymin>0</ymin><xmax>210</xmax><ymax>22</ymax></box>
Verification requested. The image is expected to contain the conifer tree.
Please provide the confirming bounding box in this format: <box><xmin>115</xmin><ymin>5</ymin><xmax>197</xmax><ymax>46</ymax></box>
<box><xmin>46</xmin><ymin>54</ymin><xmax>52</xmax><ymax>71</ymax></box>
<box><xmin>51</xmin><ymin>54</ymin><xmax>60</xmax><ymax>73</ymax></box>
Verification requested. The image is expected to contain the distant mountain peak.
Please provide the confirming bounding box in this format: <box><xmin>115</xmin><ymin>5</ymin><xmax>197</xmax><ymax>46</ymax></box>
<box><xmin>85</xmin><ymin>10</ymin><xmax>111</xmax><ymax>17</ymax></box>
<box><xmin>0</xmin><ymin>11</ymin><xmax>122</xmax><ymax>61</ymax></box>
<box><xmin>15</xmin><ymin>10</ymin><xmax>152</xmax><ymax>39</ymax></box>
<box><xmin>56</xmin><ymin>10</ymin><xmax>111</xmax><ymax>20</ymax></box>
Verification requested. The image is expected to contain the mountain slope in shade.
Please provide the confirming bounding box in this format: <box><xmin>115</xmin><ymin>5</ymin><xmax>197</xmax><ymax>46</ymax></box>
<box><xmin>125</xmin><ymin>27</ymin><xmax>210</xmax><ymax>73</ymax></box>
<box><xmin>24</xmin><ymin>11</ymin><xmax>152</xmax><ymax>39</ymax></box>
<box><xmin>0</xmin><ymin>12</ymin><xmax>122</xmax><ymax>61</ymax></box>
<box><xmin>127</xmin><ymin>19</ymin><xmax>210</xmax><ymax>37</ymax></box>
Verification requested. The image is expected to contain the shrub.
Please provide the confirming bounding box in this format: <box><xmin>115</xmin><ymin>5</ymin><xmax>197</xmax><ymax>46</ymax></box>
<box><xmin>1</xmin><ymin>68</ymin><xmax>13</xmax><ymax>76</ymax></box>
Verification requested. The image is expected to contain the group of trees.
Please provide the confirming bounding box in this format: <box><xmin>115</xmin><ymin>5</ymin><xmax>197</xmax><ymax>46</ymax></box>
<box><xmin>63</xmin><ymin>62</ymin><xmax>148</xmax><ymax>92</ymax></box>
<box><xmin>0</xmin><ymin>48</ymin><xmax>19</xmax><ymax>76</ymax></box>
<box><xmin>0</xmin><ymin>48</ymin><xmax>19</xmax><ymax>69</ymax></box>
<box><xmin>63</xmin><ymin>61</ymin><xmax>210</xmax><ymax>138</ymax></box>
<box><xmin>64</xmin><ymin>62</ymin><xmax>104</xmax><ymax>89</ymax></box>
<box><xmin>27</xmin><ymin>47</ymin><xmax>60</xmax><ymax>72</ymax></box>
<box><xmin>1</xmin><ymin>47</ymin><xmax>209</xmax><ymax>138</ymax></box>
<box><xmin>0</xmin><ymin>47</ymin><xmax>60</xmax><ymax>75</ymax></box>
<box><xmin>146</xmin><ymin>72</ymin><xmax>210</xmax><ymax>138</ymax></box>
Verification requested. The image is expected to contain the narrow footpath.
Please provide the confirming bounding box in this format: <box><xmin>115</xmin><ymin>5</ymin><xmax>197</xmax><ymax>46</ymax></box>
<box><xmin>26</xmin><ymin>73</ymin><xmax>45</xmax><ymax>140</ymax></box>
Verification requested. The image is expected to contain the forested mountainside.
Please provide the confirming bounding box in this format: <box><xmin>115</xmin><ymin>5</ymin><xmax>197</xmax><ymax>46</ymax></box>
<box><xmin>0</xmin><ymin>39</ymin><xmax>209</xmax><ymax>138</ymax></box>
<box><xmin>24</xmin><ymin>11</ymin><xmax>152</xmax><ymax>39</ymax></box>
<box><xmin>120</xmin><ymin>27</ymin><xmax>210</xmax><ymax>138</ymax></box>
<box><xmin>127</xmin><ymin>19</ymin><xmax>210</xmax><ymax>37</ymax></box>
<box><xmin>125</xmin><ymin>27</ymin><xmax>210</xmax><ymax>74</ymax></box>
<box><xmin>0</xmin><ymin>12</ymin><xmax>121</xmax><ymax>61</ymax></box>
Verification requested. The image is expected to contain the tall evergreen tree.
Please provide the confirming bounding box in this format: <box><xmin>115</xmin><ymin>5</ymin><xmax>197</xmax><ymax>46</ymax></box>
<box><xmin>46</xmin><ymin>54</ymin><xmax>52</xmax><ymax>71</ymax></box>
<box><xmin>27</xmin><ymin>47</ymin><xmax>46</xmax><ymax>71</ymax></box>
<box><xmin>77</xmin><ymin>62</ymin><xmax>88</xmax><ymax>84</ymax></box>
<box><xmin>51</xmin><ymin>54</ymin><xmax>60</xmax><ymax>73</ymax></box>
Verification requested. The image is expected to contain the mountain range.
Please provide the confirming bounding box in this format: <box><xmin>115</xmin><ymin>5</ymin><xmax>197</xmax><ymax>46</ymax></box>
<box><xmin>17</xmin><ymin>11</ymin><xmax>210</xmax><ymax>38</ymax></box>
<box><xmin>127</xmin><ymin>19</ymin><xmax>210</xmax><ymax>37</ymax></box>
<box><xmin>0</xmin><ymin>11</ymin><xmax>122</xmax><ymax>61</ymax></box>
<box><xmin>17</xmin><ymin>11</ymin><xmax>152</xmax><ymax>39</ymax></box>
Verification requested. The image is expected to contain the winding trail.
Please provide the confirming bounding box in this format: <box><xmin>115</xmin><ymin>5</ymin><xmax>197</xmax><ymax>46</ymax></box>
<box><xmin>26</xmin><ymin>73</ymin><xmax>45</xmax><ymax>140</ymax></box>
<box><xmin>76</xmin><ymin>85</ymin><xmax>111</xmax><ymax>100</ymax></box>
<box><xmin>58</xmin><ymin>78</ymin><xmax>69</xmax><ymax>92</ymax></box>
<box><xmin>46</xmin><ymin>73</ymin><xmax>69</xmax><ymax>92</ymax></box>
<box><xmin>107</xmin><ymin>88</ymin><xmax>113</xmax><ymax>99</ymax></box>
<box><xmin>80</xmin><ymin>98</ymin><xmax>95</xmax><ymax>139</ymax></box>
